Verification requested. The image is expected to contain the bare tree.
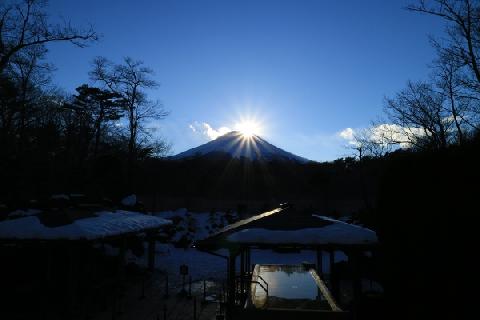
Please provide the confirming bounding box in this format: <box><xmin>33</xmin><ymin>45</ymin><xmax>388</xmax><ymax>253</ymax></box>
<box><xmin>433</xmin><ymin>59</ymin><xmax>477</xmax><ymax>144</ymax></box>
<box><xmin>350</xmin><ymin>127</ymin><xmax>395</xmax><ymax>160</ymax></box>
<box><xmin>0</xmin><ymin>0</ymin><xmax>97</xmax><ymax>75</ymax></box>
<box><xmin>90</xmin><ymin>56</ymin><xmax>169</xmax><ymax>188</ymax></box>
<box><xmin>407</xmin><ymin>0</ymin><xmax>480</xmax><ymax>102</ymax></box>
<box><xmin>383</xmin><ymin>81</ymin><xmax>453</xmax><ymax>150</ymax></box>
<box><xmin>9</xmin><ymin>45</ymin><xmax>53</xmax><ymax>148</ymax></box>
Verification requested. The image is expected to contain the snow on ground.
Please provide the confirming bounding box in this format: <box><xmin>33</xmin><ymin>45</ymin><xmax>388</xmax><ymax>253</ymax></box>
<box><xmin>148</xmin><ymin>209</ymin><xmax>236</xmax><ymax>285</ymax></box>
<box><xmin>152</xmin><ymin>243</ymin><xmax>229</xmax><ymax>284</ymax></box>
<box><xmin>50</xmin><ymin>194</ymin><xmax>70</xmax><ymax>200</ymax></box>
<box><xmin>153</xmin><ymin>209</ymin><xmax>237</xmax><ymax>243</ymax></box>
<box><xmin>7</xmin><ymin>209</ymin><xmax>42</xmax><ymax>218</ymax></box>
<box><xmin>121</xmin><ymin>194</ymin><xmax>137</xmax><ymax>207</ymax></box>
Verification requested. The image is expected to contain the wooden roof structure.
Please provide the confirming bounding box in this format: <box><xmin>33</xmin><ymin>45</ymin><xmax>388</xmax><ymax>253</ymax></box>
<box><xmin>195</xmin><ymin>206</ymin><xmax>378</xmax><ymax>251</ymax></box>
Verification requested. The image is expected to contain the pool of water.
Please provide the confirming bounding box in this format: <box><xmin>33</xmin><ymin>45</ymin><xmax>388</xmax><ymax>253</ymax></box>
<box><xmin>250</xmin><ymin>264</ymin><xmax>332</xmax><ymax>310</ymax></box>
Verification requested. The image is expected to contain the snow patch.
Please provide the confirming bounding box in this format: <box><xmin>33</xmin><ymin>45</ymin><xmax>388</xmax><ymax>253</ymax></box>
<box><xmin>51</xmin><ymin>194</ymin><xmax>70</xmax><ymax>200</ymax></box>
<box><xmin>153</xmin><ymin>209</ymin><xmax>237</xmax><ymax>244</ymax></box>
<box><xmin>121</xmin><ymin>194</ymin><xmax>137</xmax><ymax>207</ymax></box>
<box><xmin>8</xmin><ymin>209</ymin><xmax>42</xmax><ymax>218</ymax></box>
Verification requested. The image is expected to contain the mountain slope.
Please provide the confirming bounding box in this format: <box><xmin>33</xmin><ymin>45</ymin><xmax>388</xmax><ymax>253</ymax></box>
<box><xmin>174</xmin><ymin>131</ymin><xmax>309</xmax><ymax>163</ymax></box>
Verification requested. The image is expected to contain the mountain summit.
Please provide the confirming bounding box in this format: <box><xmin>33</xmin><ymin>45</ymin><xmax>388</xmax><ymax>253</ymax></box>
<box><xmin>174</xmin><ymin>131</ymin><xmax>309</xmax><ymax>163</ymax></box>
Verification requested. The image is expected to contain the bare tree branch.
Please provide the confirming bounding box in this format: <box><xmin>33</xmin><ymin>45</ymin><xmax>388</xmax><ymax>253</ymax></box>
<box><xmin>0</xmin><ymin>0</ymin><xmax>97</xmax><ymax>74</ymax></box>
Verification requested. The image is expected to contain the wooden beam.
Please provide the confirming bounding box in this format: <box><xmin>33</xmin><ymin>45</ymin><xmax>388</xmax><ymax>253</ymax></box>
<box><xmin>309</xmin><ymin>269</ymin><xmax>343</xmax><ymax>312</ymax></box>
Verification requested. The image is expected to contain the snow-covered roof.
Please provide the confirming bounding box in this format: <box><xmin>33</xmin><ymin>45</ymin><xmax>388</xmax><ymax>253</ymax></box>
<box><xmin>0</xmin><ymin>210</ymin><xmax>171</xmax><ymax>241</ymax></box>
<box><xmin>227</xmin><ymin>215</ymin><xmax>377</xmax><ymax>245</ymax></box>
<box><xmin>196</xmin><ymin>207</ymin><xmax>378</xmax><ymax>249</ymax></box>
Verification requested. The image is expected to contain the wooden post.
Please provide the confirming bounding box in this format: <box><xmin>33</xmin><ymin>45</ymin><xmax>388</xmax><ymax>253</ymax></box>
<box><xmin>164</xmin><ymin>273</ymin><xmax>169</xmax><ymax>298</ymax></box>
<box><xmin>119</xmin><ymin>237</ymin><xmax>126</xmax><ymax>280</ymax></box>
<box><xmin>316</xmin><ymin>248</ymin><xmax>323</xmax><ymax>300</ymax></box>
<box><xmin>140</xmin><ymin>273</ymin><xmax>146</xmax><ymax>299</ymax></box>
<box><xmin>316</xmin><ymin>249</ymin><xmax>323</xmax><ymax>275</ymax></box>
<box><xmin>240</xmin><ymin>249</ymin><xmax>245</xmax><ymax>304</ymax></box>
<box><xmin>193</xmin><ymin>297</ymin><xmax>197</xmax><ymax>320</ymax></box>
<box><xmin>188</xmin><ymin>275</ymin><xmax>192</xmax><ymax>299</ymax></box>
<box><xmin>203</xmin><ymin>279</ymin><xmax>207</xmax><ymax>303</ymax></box>
<box><xmin>246</xmin><ymin>248</ymin><xmax>251</xmax><ymax>272</ymax></box>
<box><xmin>67</xmin><ymin>244</ymin><xmax>77</xmax><ymax>316</ymax></box>
<box><xmin>42</xmin><ymin>245</ymin><xmax>53</xmax><ymax>320</ymax></box>
<box><xmin>350</xmin><ymin>250</ymin><xmax>362</xmax><ymax>318</ymax></box>
<box><xmin>115</xmin><ymin>237</ymin><xmax>127</xmax><ymax>318</ymax></box>
<box><xmin>227</xmin><ymin>250</ymin><xmax>237</xmax><ymax>318</ymax></box>
<box><xmin>148</xmin><ymin>233</ymin><xmax>156</xmax><ymax>272</ymax></box>
<box><xmin>329</xmin><ymin>250</ymin><xmax>338</xmax><ymax>299</ymax></box>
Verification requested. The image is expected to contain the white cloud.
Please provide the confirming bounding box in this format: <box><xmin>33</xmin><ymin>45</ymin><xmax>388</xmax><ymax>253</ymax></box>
<box><xmin>189</xmin><ymin>122</ymin><xmax>232</xmax><ymax>140</ymax></box>
<box><xmin>339</xmin><ymin>124</ymin><xmax>426</xmax><ymax>149</ymax></box>
<box><xmin>339</xmin><ymin>127</ymin><xmax>354</xmax><ymax>140</ymax></box>
<box><xmin>338</xmin><ymin>128</ymin><xmax>356</xmax><ymax>145</ymax></box>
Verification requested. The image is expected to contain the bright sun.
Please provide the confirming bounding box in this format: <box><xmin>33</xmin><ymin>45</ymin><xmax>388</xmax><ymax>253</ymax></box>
<box><xmin>235</xmin><ymin>120</ymin><xmax>261</xmax><ymax>138</ymax></box>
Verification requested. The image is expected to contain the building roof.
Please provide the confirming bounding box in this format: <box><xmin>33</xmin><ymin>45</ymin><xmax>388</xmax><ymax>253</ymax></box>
<box><xmin>196</xmin><ymin>207</ymin><xmax>378</xmax><ymax>250</ymax></box>
<box><xmin>0</xmin><ymin>209</ymin><xmax>171</xmax><ymax>241</ymax></box>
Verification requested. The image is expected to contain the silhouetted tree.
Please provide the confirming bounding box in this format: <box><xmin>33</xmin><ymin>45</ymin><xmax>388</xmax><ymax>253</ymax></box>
<box><xmin>7</xmin><ymin>45</ymin><xmax>53</xmax><ymax>155</ymax></box>
<box><xmin>0</xmin><ymin>76</ymin><xmax>19</xmax><ymax>157</ymax></box>
<box><xmin>0</xmin><ymin>0</ymin><xmax>97</xmax><ymax>75</ymax></box>
<box><xmin>71</xmin><ymin>85</ymin><xmax>124</xmax><ymax>156</ymax></box>
<box><xmin>90</xmin><ymin>57</ymin><xmax>169</xmax><ymax>189</ymax></box>
<box><xmin>407</xmin><ymin>0</ymin><xmax>480</xmax><ymax>109</ymax></box>
<box><xmin>350</xmin><ymin>127</ymin><xmax>394</xmax><ymax>160</ymax></box>
<box><xmin>383</xmin><ymin>81</ymin><xmax>453</xmax><ymax>150</ymax></box>
<box><xmin>433</xmin><ymin>59</ymin><xmax>475</xmax><ymax>144</ymax></box>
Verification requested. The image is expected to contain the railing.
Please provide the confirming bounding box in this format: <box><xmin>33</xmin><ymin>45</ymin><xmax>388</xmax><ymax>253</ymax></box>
<box><xmin>256</xmin><ymin>274</ymin><xmax>268</xmax><ymax>292</ymax></box>
<box><xmin>235</xmin><ymin>274</ymin><xmax>269</xmax><ymax>297</ymax></box>
<box><xmin>249</xmin><ymin>280</ymin><xmax>268</xmax><ymax>296</ymax></box>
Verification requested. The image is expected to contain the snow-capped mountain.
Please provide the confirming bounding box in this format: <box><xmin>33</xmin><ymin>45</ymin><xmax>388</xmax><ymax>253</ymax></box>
<box><xmin>174</xmin><ymin>131</ymin><xmax>309</xmax><ymax>163</ymax></box>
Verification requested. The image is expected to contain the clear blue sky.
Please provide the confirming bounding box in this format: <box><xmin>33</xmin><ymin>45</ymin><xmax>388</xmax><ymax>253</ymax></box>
<box><xmin>45</xmin><ymin>0</ymin><xmax>444</xmax><ymax>161</ymax></box>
